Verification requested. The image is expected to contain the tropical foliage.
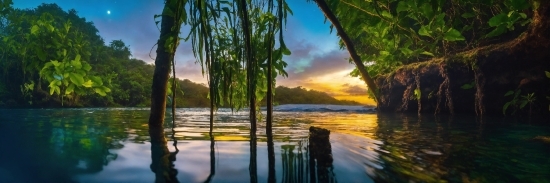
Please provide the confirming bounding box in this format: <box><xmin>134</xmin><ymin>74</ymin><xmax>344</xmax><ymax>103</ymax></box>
<box><xmin>0</xmin><ymin>3</ymin><xmax>150</xmax><ymax>107</ymax></box>
<box><xmin>323</xmin><ymin>0</ymin><xmax>533</xmax><ymax>78</ymax></box>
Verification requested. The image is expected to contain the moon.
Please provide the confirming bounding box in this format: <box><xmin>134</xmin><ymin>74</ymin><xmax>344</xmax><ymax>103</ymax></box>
<box><xmin>107</xmin><ymin>10</ymin><xmax>111</xmax><ymax>15</ymax></box>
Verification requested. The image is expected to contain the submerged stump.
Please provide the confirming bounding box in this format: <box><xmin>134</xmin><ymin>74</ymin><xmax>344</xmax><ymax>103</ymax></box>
<box><xmin>309</xmin><ymin>126</ymin><xmax>334</xmax><ymax>183</ymax></box>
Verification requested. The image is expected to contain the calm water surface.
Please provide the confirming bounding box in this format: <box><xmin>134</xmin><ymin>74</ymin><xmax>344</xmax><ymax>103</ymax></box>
<box><xmin>0</xmin><ymin>105</ymin><xmax>549</xmax><ymax>183</ymax></box>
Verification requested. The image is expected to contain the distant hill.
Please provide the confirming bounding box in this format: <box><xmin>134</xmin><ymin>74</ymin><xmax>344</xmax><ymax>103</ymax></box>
<box><xmin>172</xmin><ymin>81</ymin><xmax>361</xmax><ymax>107</ymax></box>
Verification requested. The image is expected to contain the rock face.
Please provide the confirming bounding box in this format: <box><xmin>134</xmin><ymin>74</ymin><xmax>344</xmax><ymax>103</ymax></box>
<box><xmin>375</xmin><ymin>2</ymin><xmax>550</xmax><ymax>116</ymax></box>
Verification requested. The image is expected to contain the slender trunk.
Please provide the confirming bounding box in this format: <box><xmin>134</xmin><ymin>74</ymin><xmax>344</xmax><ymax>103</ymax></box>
<box><xmin>240</xmin><ymin>0</ymin><xmax>256</xmax><ymax>137</ymax></box>
<box><xmin>266</xmin><ymin>0</ymin><xmax>275</xmax><ymax>143</ymax></box>
<box><xmin>149</xmin><ymin>1</ymin><xmax>178</xmax><ymax>130</ymax></box>
<box><xmin>171</xmin><ymin>62</ymin><xmax>176</xmax><ymax>129</ymax></box>
<box><xmin>313</xmin><ymin>0</ymin><xmax>379</xmax><ymax>103</ymax></box>
<box><xmin>266</xmin><ymin>2</ymin><xmax>275</xmax><ymax>182</ymax></box>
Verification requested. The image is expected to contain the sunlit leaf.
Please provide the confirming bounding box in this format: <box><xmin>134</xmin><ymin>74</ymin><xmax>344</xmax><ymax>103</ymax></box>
<box><xmin>421</xmin><ymin>51</ymin><xmax>434</xmax><ymax>56</ymax></box>
<box><xmin>30</xmin><ymin>25</ymin><xmax>39</xmax><ymax>35</ymax></box>
<box><xmin>82</xmin><ymin>80</ymin><xmax>93</xmax><ymax>88</ymax></box>
<box><xmin>94</xmin><ymin>88</ymin><xmax>106</xmax><ymax>96</ymax></box>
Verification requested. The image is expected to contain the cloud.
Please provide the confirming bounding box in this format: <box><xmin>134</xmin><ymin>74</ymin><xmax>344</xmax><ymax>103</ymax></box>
<box><xmin>174</xmin><ymin>59</ymin><xmax>207</xmax><ymax>84</ymax></box>
<box><xmin>341</xmin><ymin>84</ymin><xmax>368</xmax><ymax>95</ymax></box>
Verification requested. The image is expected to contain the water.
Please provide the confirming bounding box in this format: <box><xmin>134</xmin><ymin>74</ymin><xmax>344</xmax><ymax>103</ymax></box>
<box><xmin>0</xmin><ymin>105</ymin><xmax>549</xmax><ymax>183</ymax></box>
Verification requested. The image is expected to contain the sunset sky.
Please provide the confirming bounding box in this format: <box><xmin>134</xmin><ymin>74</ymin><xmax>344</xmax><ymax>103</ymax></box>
<box><xmin>14</xmin><ymin>0</ymin><xmax>374</xmax><ymax>104</ymax></box>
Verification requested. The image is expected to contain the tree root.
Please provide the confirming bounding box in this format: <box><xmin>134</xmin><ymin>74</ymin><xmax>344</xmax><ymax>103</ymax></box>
<box><xmin>435</xmin><ymin>63</ymin><xmax>454</xmax><ymax>115</ymax></box>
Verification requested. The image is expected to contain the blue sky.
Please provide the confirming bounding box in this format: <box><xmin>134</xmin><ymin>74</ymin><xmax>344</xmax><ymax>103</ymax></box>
<box><xmin>13</xmin><ymin>0</ymin><xmax>369</xmax><ymax>98</ymax></box>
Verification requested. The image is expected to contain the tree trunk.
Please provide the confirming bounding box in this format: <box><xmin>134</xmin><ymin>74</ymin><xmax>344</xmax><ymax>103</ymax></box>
<box><xmin>239</xmin><ymin>0</ymin><xmax>257</xmax><ymax>137</ymax></box>
<box><xmin>148</xmin><ymin>1</ymin><xmax>178</xmax><ymax>131</ymax></box>
<box><xmin>313</xmin><ymin>0</ymin><xmax>380</xmax><ymax>103</ymax></box>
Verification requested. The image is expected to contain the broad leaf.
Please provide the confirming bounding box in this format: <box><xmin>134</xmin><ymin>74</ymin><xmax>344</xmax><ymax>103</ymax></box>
<box><xmin>69</xmin><ymin>73</ymin><xmax>85</xmax><ymax>86</ymax></box>
<box><xmin>65</xmin><ymin>84</ymin><xmax>75</xmax><ymax>95</ymax></box>
<box><xmin>488</xmin><ymin>13</ymin><xmax>507</xmax><ymax>27</ymax></box>
<box><xmin>418</xmin><ymin>26</ymin><xmax>431</xmax><ymax>37</ymax></box>
<box><xmin>444</xmin><ymin>28</ymin><xmax>465</xmax><ymax>41</ymax></box>
<box><xmin>94</xmin><ymin>87</ymin><xmax>107</xmax><ymax>96</ymax></box>
<box><xmin>31</xmin><ymin>25</ymin><xmax>39</xmax><ymax>35</ymax></box>
<box><xmin>82</xmin><ymin>80</ymin><xmax>93</xmax><ymax>88</ymax></box>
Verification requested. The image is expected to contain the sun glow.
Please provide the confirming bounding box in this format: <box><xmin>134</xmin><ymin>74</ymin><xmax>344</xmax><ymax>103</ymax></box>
<box><xmin>285</xmin><ymin>69</ymin><xmax>376</xmax><ymax>105</ymax></box>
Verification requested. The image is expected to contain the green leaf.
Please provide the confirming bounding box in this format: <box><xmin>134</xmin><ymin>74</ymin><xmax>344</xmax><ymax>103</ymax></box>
<box><xmin>545</xmin><ymin>71</ymin><xmax>550</xmax><ymax>78</ymax></box>
<box><xmin>418</xmin><ymin>25</ymin><xmax>431</xmax><ymax>37</ymax></box>
<box><xmin>46</xmin><ymin>24</ymin><xmax>54</xmax><ymax>32</ymax></box>
<box><xmin>70</xmin><ymin>59</ymin><xmax>82</xmax><ymax>69</ymax></box>
<box><xmin>419</xmin><ymin>3</ymin><xmax>433</xmax><ymax>18</ymax></box>
<box><xmin>444</xmin><ymin>28</ymin><xmax>465</xmax><ymax>41</ymax></box>
<box><xmin>37</xmin><ymin>49</ymin><xmax>46</xmax><ymax>61</ymax></box>
<box><xmin>82</xmin><ymin>63</ymin><xmax>91</xmax><ymax>71</ymax></box>
<box><xmin>421</xmin><ymin>51</ymin><xmax>434</xmax><ymax>56</ymax></box>
<box><xmin>461</xmin><ymin>82</ymin><xmax>474</xmax><ymax>89</ymax></box>
<box><xmin>65</xmin><ymin>84</ymin><xmax>75</xmax><ymax>95</ymax></box>
<box><xmin>49</xmin><ymin>86</ymin><xmax>55</xmax><ymax>95</ymax></box>
<box><xmin>504</xmin><ymin>91</ymin><xmax>514</xmax><ymax>96</ymax></box>
<box><xmin>396</xmin><ymin>1</ymin><xmax>409</xmax><ymax>13</ymax></box>
<box><xmin>381</xmin><ymin>11</ymin><xmax>393</xmax><ymax>19</ymax></box>
<box><xmin>74</xmin><ymin>54</ymin><xmax>81</xmax><ymax>62</ymax></box>
<box><xmin>82</xmin><ymin>80</ymin><xmax>93</xmax><ymax>88</ymax></box>
<box><xmin>69</xmin><ymin>73</ymin><xmax>85</xmax><ymax>86</ymax></box>
<box><xmin>31</xmin><ymin>25</ymin><xmax>39</xmax><ymax>35</ymax></box>
<box><xmin>51</xmin><ymin>60</ymin><xmax>60</xmax><ymax>67</ymax></box>
<box><xmin>518</xmin><ymin>13</ymin><xmax>527</xmax><ymax>19</ymax></box>
<box><xmin>89</xmin><ymin>76</ymin><xmax>103</xmax><ymax>86</ymax></box>
<box><xmin>101</xmin><ymin>86</ymin><xmax>111</xmax><ymax>93</ymax></box>
<box><xmin>488</xmin><ymin>13</ymin><xmax>508</xmax><ymax>27</ymax></box>
<box><xmin>94</xmin><ymin>87</ymin><xmax>107</xmax><ymax>96</ymax></box>
<box><xmin>486</xmin><ymin>25</ymin><xmax>507</xmax><ymax>38</ymax></box>
<box><xmin>400</xmin><ymin>48</ymin><xmax>413</xmax><ymax>55</ymax></box>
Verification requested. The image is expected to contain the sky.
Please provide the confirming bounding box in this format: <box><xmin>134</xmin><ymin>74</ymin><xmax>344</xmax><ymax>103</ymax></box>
<box><xmin>13</xmin><ymin>0</ymin><xmax>373</xmax><ymax>104</ymax></box>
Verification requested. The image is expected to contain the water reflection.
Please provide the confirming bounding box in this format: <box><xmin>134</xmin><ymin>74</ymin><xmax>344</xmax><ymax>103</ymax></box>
<box><xmin>202</xmin><ymin>137</ymin><xmax>216</xmax><ymax>183</ymax></box>
<box><xmin>267</xmin><ymin>134</ymin><xmax>276</xmax><ymax>183</ymax></box>
<box><xmin>149</xmin><ymin>125</ymin><xmax>179</xmax><ymax>182</ymax></box>
<box><xmin>249</xmin><ymin>134</ymin><xmax>258</xmax><ymax>183</ymax></box>
<box><xmin>1</xmin><ymin>108</ymin><xmax>549</xmax><ymax>182</ymax></box>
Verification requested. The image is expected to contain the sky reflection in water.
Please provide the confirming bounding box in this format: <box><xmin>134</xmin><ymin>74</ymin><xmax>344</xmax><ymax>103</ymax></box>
<box><xmin>0</xmin><ymin>106</ymin><xmax>549</xmax><ymax>182</ymax></box>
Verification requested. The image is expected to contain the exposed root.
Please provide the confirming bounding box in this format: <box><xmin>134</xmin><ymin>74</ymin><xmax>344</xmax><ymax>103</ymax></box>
<box><xmin>474</xmin><ymin>68</ymin><xmax>485</xmax><ymax>116</ymax></box>
<box><xmin>435</xmin><ymin>63</ymin><xmax>454</xmax><ymax>115</ymax></box>
<box><xmin>400</xmin><ymin>84</ymin><xmax>413</xmax><ymax>111</ymax></box>
<box><xmin>413</xmin><ymin>70</ymin><xmax>421</xmax><ymax>114</ymax></box>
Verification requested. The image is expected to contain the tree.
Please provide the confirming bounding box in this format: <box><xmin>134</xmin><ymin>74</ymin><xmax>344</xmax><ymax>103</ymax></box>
<box><xmin>1</xmin><ymin>3</ymin><xmax>110</xmax><ymax>106</ymax></box>
<box><xmin>148</xmin><ymin>0</ymin><xmax>185</xmax><ymax>131</ymax></box>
